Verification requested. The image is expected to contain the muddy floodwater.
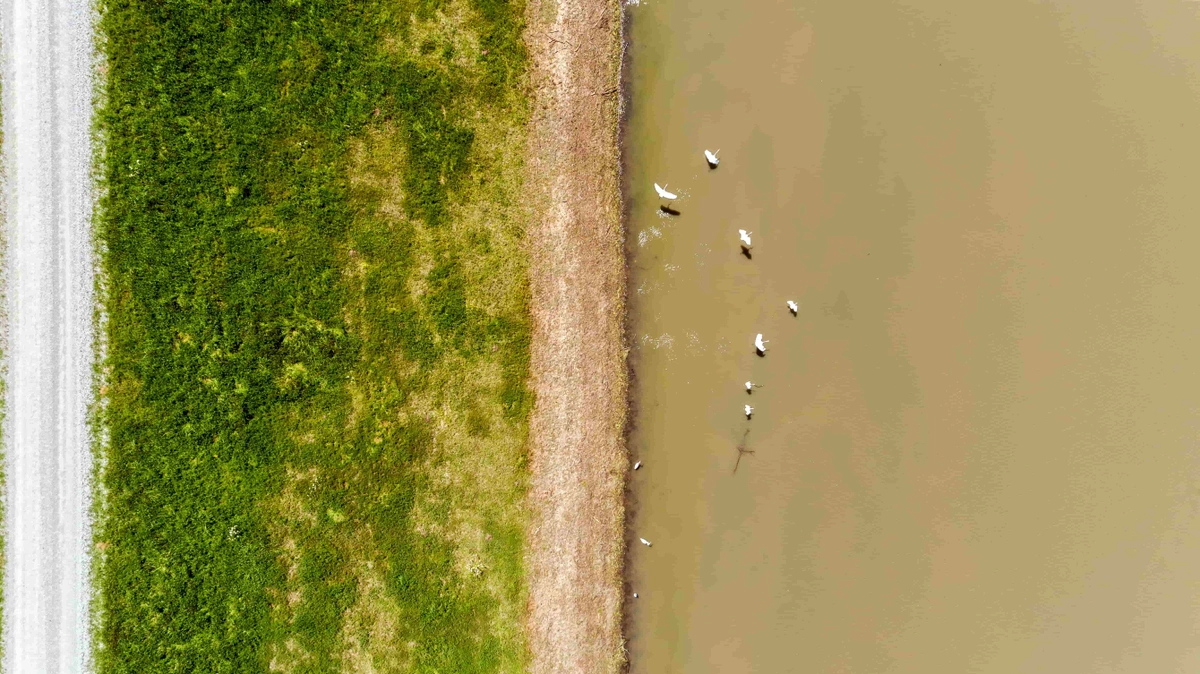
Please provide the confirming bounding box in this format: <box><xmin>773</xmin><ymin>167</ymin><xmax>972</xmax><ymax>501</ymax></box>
<box><xmin>624</xmin><ymin>1</ymin><xmax>1200</xmax><ymax>671</ymax></box>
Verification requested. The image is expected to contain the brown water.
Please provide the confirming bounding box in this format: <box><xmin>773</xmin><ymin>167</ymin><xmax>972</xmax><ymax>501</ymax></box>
<box><xmin>623</xmin><ymin>1</ymin><xmax>1200</xmax><ymax>671</ymax></box>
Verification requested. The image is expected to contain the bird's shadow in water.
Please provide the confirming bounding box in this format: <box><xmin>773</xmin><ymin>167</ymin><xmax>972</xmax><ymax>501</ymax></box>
<box><xmin>733</xmin><ymin>429</ymin><xmax>754</xmax><ymax>474</ymax></box>
<box><xmin>660</xmin><ymin>204</ymin><xmax>681</xmax><ymax>216</ymax></box>
<box><xmin>755</xmin><ymin>349</ymin><xmax>765</xmax><ymax>358</ymax></box>
<box><xmin>741</xmin><ymin>246</ymin><xmax>752</xmax><ymax>260</ymax></box>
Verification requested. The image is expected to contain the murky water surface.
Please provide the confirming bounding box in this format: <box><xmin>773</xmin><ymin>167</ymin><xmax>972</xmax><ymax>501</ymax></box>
<box><xmin>624</xmin><ymin>1</ymin><xmax>1200</xmax><ymax>671</ymax></box>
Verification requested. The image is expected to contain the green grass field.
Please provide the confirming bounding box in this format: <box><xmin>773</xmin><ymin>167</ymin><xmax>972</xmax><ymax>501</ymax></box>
<box><xmin>96</xmin><ymin>0</ymin><xmax>532</xmax><ymax>671</ymax></box>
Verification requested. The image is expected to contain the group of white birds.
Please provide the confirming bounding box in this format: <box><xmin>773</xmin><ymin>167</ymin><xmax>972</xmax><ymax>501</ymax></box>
<box><xmin>745</xmin><ymin>301</ymin><xmax>799</xmax><ymax>418</ymax></box>
<box><xmin>634</xmin><ymin>148</ymin><xmax>799</xmax><ymax>568</ymax></box>
<box><xmin>657</xmin><ymin>149</ymin><xmax>799</xmax><ymax>422</ymax></box>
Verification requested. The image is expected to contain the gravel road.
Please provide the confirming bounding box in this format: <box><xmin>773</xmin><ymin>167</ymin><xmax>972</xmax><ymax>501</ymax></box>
<box><xmin>1</xmin><ymin>0</ymin><xmax>96</xmax><ymax>670</ymax></box>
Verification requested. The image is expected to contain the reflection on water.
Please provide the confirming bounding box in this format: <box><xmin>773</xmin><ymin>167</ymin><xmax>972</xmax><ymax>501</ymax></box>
<box><xmin>625</xmin><ymin>1</ymin><xmax>1200</xmax><ymax>672</ymax></box>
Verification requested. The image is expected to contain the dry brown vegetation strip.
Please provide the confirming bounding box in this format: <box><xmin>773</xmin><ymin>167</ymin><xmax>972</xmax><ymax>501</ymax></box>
<box><xmin>522</xmin><ymin>0</ymin><xmax>627</xmax><ymax>671</ymax></box>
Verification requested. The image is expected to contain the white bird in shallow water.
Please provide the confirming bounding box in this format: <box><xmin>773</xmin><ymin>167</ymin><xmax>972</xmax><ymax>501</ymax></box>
<box><xmin>640</xmin><ymin>538</ymin><xmax>653</xmax><ymax>547</ymax></box>
<box><xmin>745</xmin><ymin>381</ymin><xmax>753</xmax><ymax>392</ymax></box>
<box><xmin>633</xmin><ymin>461</ymin><xmax>642</xmax><ymax>470</ymax></box>
<box><xmin>787</xmin><ymin>300</ymin><xmax>799</xmax><ymax>315</ymax></box>
<box><xmin>704</xmin><ymin>149</ymin><xmax>720</xmax><ymax>167</ymax></box>
<box><xmin>754</xmin><ymin>333</ymin><xmax>768</xmax><ymax>353</ymax></box>
<box><xmin>745</xmin><ymin>404</ymin><xmax>754</xmax><ymax>419</ymax></box>
<box><xmin>739</xmin><ymin>229</ymin><xmax>753</xmax><ymax>248</ymax></box>
<box><xmin>654</xmin><ymin>183</ymin><xmax>678</xmax><ymax>200</ymax></box>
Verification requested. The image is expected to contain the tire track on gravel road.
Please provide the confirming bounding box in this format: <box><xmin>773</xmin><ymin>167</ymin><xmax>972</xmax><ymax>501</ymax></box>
<box><xmin>1</xmin><ymin>0</ymin><xmax>96</xmax><ymax>670</ymax></box>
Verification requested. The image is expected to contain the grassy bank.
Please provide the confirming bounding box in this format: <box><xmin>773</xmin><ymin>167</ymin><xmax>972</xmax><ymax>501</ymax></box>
<box><xmin>96</xmin><ymin>0</ymin><xmax>533</xmax><ymax>671</ymax></box>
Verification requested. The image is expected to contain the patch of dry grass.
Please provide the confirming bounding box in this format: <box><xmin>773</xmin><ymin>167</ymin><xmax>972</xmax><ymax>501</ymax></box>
<box><xmin>522</xmin><ymin>0</ymin><xmax>628</xmax><ymax>672</ymax></box>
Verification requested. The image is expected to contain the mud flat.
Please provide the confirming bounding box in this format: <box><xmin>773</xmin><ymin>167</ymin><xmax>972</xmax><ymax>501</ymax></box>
<box><xmin>523</xmin><ymin>0</ymin><xmax>627</xmax><ymax>671</ymax></box>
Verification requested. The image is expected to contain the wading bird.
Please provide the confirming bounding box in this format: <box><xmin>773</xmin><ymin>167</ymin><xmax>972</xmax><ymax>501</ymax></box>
<box><xmin>654</xmin><ymin>183</ymin><xmax>678</xmax><ymax>200</ymax></box>
<box><xmin>754</xmin><ymin>333</ymin><xmax>768</xmax><ymax>354</ymax></box>
<box><xmin>787</xmin><ymin>300</ymin><xmax>799</xmax><ymax>315</ymax></box>
<box><xmin>744</xmin><ymin>404</ymin><xmax>754</xmax><ymax>419</ymax></box>
<box><xmin>633</xmin><ymin>461</ymin><xmax>642</xmax><ymax>470</ymax></box>
<box><xmin>705</xmin><ymin>149</ymin><xmax>720</xmax><ymax>167</ymax></box>
<box><xmin>739</xmin><ymin>229</ymin><xmax>752</xmax><ymax>249</ymax></box>
<box><xmin>640</xmin><ymin>538</ymin><xmax>653</xmax><ymax>547</ymax></box>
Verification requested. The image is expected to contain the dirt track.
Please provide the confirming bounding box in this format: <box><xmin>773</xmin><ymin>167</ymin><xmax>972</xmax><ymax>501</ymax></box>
<box><xmin>522</xmin><ymin>0</ymin><xmax>627</xmax><ymax>671</ymax></box>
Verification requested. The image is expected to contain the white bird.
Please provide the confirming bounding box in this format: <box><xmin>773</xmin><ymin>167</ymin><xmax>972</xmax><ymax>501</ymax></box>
<box><xmin>787</xmin><ymin>300</ymin><xmax>799</xmax><ymax>315</ymax></box>
<box><xmin>634</xmin><ymin>593</ymin><xmax>639</xmax><ymax>598</ymax></box>
<box><xmin>654</xmin><ymin>183</ymin><xmax>678</xmax><ymax>200</ymax></box>
<box><xmin>754</xmin><ymin>333</ymin><xmax>768</xmax><ymax>353</ymax></box>
<box><xmin>745</xmin><ymin>404</ymin><xmax>754</xmax><ymax>419</ymax></box>
<box><xmin>640</xmin><ymin>538</ymin><xmax>653</xmax><ymax>547</ymax></box>
<box><xmin>704</xmin><ymin>149</ymin><xmax>720</xmax><ymax>167</ymax></box>
<box><xmin>633</xmin><ymin>461</ymin><xmax>642</xmax><ymax>470</ymax></box>
<box><xmin>745</xmin><ymin>381</ymin><xmax>753</xmax><ymax>392</ymax></box>
<box><xmin>739</xmin><ymin>229</ymin><xmax>752</xmax><ymax>248</ymax></box>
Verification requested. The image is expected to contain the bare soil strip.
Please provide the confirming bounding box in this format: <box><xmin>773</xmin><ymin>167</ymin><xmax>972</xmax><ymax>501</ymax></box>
<box><xmin>523</xmin><ymin>0</ymin><xmax>627</xmax><ymax>671</ymax></box>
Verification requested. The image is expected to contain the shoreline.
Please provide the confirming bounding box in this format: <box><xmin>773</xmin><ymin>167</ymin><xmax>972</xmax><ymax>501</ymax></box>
<box><xmin>522</xmin><ymin>0</ymin><xmax>629</xmax><ymax>670</ymax></box>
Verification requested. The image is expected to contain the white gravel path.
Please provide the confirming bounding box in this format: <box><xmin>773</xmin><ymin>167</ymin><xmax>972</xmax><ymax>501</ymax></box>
<box><xmin>0</xmin><ymin>0</ymin><xmax>96</xmax><ymax>670</ymax></box>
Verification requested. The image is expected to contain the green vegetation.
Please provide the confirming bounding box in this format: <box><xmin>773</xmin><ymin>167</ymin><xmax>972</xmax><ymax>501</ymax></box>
<box><xmin>96</xmin><ymin>0</ymin><xmax>532</xmax><ymax>671</ymax></box>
